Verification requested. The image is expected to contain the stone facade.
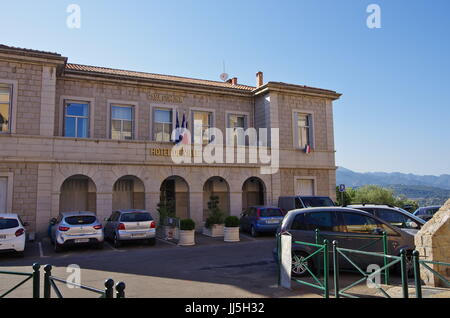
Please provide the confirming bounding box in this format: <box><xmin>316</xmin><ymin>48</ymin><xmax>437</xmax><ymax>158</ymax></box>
<box><xmin>415</xmin><ymin>199</ymin><xmax>450</xmax><ymax>287</ymax></box>
<box><xmin>0</xmin><ymin>45</ymin><xmax>341</xmax><ymax>237</ymax></box>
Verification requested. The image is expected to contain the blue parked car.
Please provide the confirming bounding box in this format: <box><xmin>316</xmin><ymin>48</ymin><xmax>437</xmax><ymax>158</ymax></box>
<box><xmin>240</xmin><ymin>206</ymin><xmax>285</xmax><ymax>237</ymax></box>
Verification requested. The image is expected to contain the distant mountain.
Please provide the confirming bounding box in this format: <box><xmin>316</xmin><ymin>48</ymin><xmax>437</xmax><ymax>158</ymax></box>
<box><xmin>337</xmin><ymin>167</ymin><xmax>450</xmax><ymax>206</ymax></box>
<box><xmin>337</xmin><ymin>167</ymin><xmax>450</xmax><ymax>190</ymax></box>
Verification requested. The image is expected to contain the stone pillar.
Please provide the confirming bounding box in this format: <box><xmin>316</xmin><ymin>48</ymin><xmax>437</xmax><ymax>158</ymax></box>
<box><xmin>35</xmin><ymin>164</ymin><xmax>53</xmax><ymax>237</ymax></box>
<box><xmin>40</xmin><ymin>66</ymin><xmax>56</xmax><ymax>136</ymax></box>
<box><xmin>229</xmin><ymin>191</ymin><xmax>242</xmax><ymax>217</ymax></box>
<box><xmin>189</xmin><ymin>191</ymin><xmax>203</xmax><ymax>230</ymax></box>
<box><xmin>96</xmin><ymin>192</ymin><xmax>112</xmax><ymax>223</ymax></box>
<box><xmin>414</xmin><ymin>199</ymin><xmax>450</xmax><ymax>287</ymax></box>
<box><xmin>146</xmin><ymin>191</ymin><xmax>160</xmax><ymax>223</ymax></box>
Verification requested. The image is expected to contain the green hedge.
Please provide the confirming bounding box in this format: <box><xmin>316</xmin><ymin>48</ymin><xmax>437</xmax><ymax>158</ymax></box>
<box><xmin>180</xmin><ymin>218</ymin><xmax>196</xmax><ymax>231</ymax></box>
<box><xmin>224</xmin><ymin>216</ymin><xmax>240</xmax><ymax>227</ymax></box>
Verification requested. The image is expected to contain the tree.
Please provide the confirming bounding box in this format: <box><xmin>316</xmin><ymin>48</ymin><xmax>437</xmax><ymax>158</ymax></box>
<box><xmin>336</xmin><ymin>186</ymin><xmax>356</xmax><ymax>206</ymax></box>
<box><xmin>205</xmin><ymin>195</ymin><xmax>225</xmax><ymax>228</ymax></box>
<box><xmin>349</xmin><ymin>185</ymin><xmax>419</xmax><ymax>209</ymax></box>
<box><xmin>157</xmin><ymin>199</ymin><xmax>175</xmax><ymax>226</ymax></box>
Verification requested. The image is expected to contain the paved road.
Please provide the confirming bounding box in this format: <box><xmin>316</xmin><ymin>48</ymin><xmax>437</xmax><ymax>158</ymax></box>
<box><xmin>1</xmin><ymin>233</ymin><xmax>422</xmax><ymax>298</ymax></box>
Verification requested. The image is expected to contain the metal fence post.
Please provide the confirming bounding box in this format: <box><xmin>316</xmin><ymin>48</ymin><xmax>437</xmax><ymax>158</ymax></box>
<box><xmin>43</xmin><ymin>264</ymin><xmax>52</xmax><ymax>299</ymax></box>
<box><xmin>413</xmin><ymin>250</ymin><xmax>422</xmax><ymax>299</ymax></box>
<box><xmin>332</xmin><ymin>240</ymin><xmax>340</xmax><ymax>298</ymax></box>
<box><xmin>400</xmin><ymin>249</ymin><xmax>409</xmax><ymax>298</ymax></box>
<box><xmin>382</xmin><ymin>231</ymin><xmax>389</xmax><ymax>285</ymax></box>
<box><xmin>104</xmin><ymin>279</ymin><xmax>114</xmax><ymax>298</ymax></box>
<box><xmin>323</xmin><ymin>239</ymin><xmax>329</xmax><ymax>298</ymax></box>
<box><xmin>32</xmin><ymin>263</ymin><xmax>40</xmax><ymax>299</ymax></box>
<box><xmin>315</xmin><ymin>229</ymin><xmax>321</xmax><ymax>276</ymax></box>
<box><xmin>116</xmin><ymin>282</ymin><xmax>126</xmax><ymax>298</ymax></box>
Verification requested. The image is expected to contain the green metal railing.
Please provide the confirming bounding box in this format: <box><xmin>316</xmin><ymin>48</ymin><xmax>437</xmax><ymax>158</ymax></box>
<box><xmin>291</xmin><ymin>239</ymin><xmax>330</xmax><ymax>298</ymax></box>
<box><xmin>333</xmin><ymin>241</ymin><xmax>408</xmax><ymax>298</ymax></box>
<box><xmin>412</xmin><ymin>250</ymin><xmax>450</xmax><ymax>298</ymax></box>
<box><xmin>43</xmin><ymin>265</ymin><xmax>125</xmax><ymax>298</ymax></box>
<box><xmin>0</xmin><ymin>263</ymin><xmax>40</xmax><ymax>298</ymax></box>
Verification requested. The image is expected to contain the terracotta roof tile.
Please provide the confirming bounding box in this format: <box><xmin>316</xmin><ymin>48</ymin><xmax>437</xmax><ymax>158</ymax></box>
<box><xmin>65</xmin><ymin>63</ymin><xmax>255</xmax><ymax>91</ymax></box>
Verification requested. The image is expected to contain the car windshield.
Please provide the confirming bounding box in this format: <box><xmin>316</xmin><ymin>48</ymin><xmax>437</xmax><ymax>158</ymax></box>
<box><xmin>0</xmin><ymin>218</ymin><xmax>19</xmax><ymax>230</ymax></box>
<box><xmin>120</xmin><ymin>212</ymin><xmax>152</xmax><ymax>222</ymax></box>
<box><xmin>260</xmin><ymin>208</ymin><xmax>283</xmax><ymax>217</ymax></box>
<box><xmin>301</xmin><ymin>197</ymin><xmax>335</xmax><ymax>208</ymax></box>
<box><xmin>64</xmin><ymin>215</ymin><xmax>97</xmax><ymax>225</ymax></box>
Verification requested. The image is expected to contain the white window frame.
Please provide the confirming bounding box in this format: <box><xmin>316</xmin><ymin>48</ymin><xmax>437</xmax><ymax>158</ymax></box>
<box><xmin>225</xmin><ymin>111</ymin><xmax>249</xmax><ymax>146</ymax></box>
<box><xmin>190</xmin><ymin>107</ymin><xmax>215</xmax><ymax>145</ymax></box>
<box><xmin>63</xmin><ymin>100</ymin><xmax>90</xmax><ymax>138</ymax></box>
<box><xmin>0</xmin><ymin>172</ymin><xmax>14</xmax><ymax>214</ymax></box>
<box><xmin>0</xmin><ymin>79</ymin><xmax>18</xmax><ymax>134</ymax></box>
<box><xmin>150</xmin><ymin>104</ymin><xmax>177</xmax><ymax>143</ymax></box>
<box><xmin>59</xmin><ymin>96</ymin><xmax>95</xmax><ymax>138</ymax></box>
<box><xmin>107</xmin><ymin>100</ymin><xmax>139</xmax><ymax>140</ymax></box>
<box><xmin>292</xmin><ymin>110</ymin><xmax>315</xmax><ymax>150</ymax></box>
<box><xmin>294</xmin><ymin>176</ymin><xmax>317</xmax><ymax>196</ymax></box>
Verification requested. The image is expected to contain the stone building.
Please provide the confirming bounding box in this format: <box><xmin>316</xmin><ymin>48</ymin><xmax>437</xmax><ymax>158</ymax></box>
<box><xmin>0</xmin><ymin>44</ymin><xmax>341</xmax><ymax>237</ymax></box>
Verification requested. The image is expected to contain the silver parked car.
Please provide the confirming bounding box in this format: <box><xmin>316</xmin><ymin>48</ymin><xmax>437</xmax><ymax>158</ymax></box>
<box><xmin>347</xmin><ymin>204</ymin><xmax>425</xmax><ymax>235</ymax></box>
<box><xmin>274</xmin><ymin>207</ymin><xmax>416</xmax><ymax>277</ymax></box>
<box><xmin>50</xmin><ymin>211</ymin><xmax>104</xmax><ymax>253</ymax></box>
<box><xmin>104</xmin><ymin>210</ymin><xmax>156</xmax><ymax>247</ymax></box>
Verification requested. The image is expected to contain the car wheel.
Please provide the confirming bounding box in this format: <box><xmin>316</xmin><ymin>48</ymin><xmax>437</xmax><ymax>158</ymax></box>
<box><xmin>292</xmin><ymin>251</ymin><xmax>313</xmax><ymax>277</ymax></box>
<box><xmin>147</xmin><ymin>238</ymin><xmax>156</xmax><ymax>246</ymax></box>
<box><xmin>113</xmin><ymin>234</ymin><xmax>122</xmax><ymax>248</ymax></box>
<box><xmin>250</xmin><ymin>226</ymin><xmax>259</xmax><ymax>237</ymax></box>
<box><xmin>16</xmin><ymin>251</ymin><xmax>25</xmax><ymax>258</ymax></box>
<box><xmin>54</xmin><ymin>242</ymin><xmax>63</xmax><ymax>253</ymax></box>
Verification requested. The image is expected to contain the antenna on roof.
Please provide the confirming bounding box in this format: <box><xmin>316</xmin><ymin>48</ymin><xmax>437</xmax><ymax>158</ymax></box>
<box><xmin>220</xmin><ymin>60</ymin><xmax>229</xmax><ymax>82</ymax></box>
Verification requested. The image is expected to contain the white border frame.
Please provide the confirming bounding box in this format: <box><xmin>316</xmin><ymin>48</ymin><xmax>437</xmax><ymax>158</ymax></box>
<box><xmin>150</xmin><ymin>103</ymin><xmax>179</xmax><ymax>142</ymax></box>
<box><xmin>0</xmin><ymin>172</ymin><xmax>14</xmax><ymax>213</ymax></box>
<box><xmin>294</xmin><ymin>176</ymin><xmax>317</xmax><ymax>196</ymax></box>
<box><xmin>107</xmin><ymin>99</ymin><xmax>139</xmax><ymax>140</ymax></box>
<box><xmin>59</xmin><ymin>96</ymin><xmax>95</xmax><ymax>138</ymax></box>
<box><xmin>0</xmin><ymin>79</ymin><xmax>18</xmax><ymax>134</ymax></box>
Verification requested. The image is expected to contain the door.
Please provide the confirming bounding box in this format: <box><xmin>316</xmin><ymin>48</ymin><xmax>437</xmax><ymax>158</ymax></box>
<box><xmin>0</xmin><ymin>177</ymin><xmax>7</xmax><ymax>214</ymax></box>
<box><xmin>296</xmin><ymin>179</ymin><xmax>314</xmax><ymax>196</ymax></box>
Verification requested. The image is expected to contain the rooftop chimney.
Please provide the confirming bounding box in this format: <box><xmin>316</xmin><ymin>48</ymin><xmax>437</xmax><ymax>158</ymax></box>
<box><xmin>256</xmin><ymin>71</ymin><xmax>264</xmax><ymax>87</ymax></box>
<box><xmin>231</xmin><ymin>77</ymin><xmax>238</xmax><ymax>85</ymax></box>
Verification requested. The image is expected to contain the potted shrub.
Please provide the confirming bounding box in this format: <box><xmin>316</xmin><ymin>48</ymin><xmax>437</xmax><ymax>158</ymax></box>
<box><xmin>157</xmin><ymin>200</ymin><xmax>179</xmax><ymax>240</ymax></box>
<box><xmin>224</xmin><ymin>216</ymin><xmax>240</xmax><ymax>242</ymax></box>
<box><xmin>202</xmin><ymin>195</ymin><xmax>225</xmax><ymax>237</ymax></box>
<box><xmin>178</xmin><ymin>218</ymin><xmax>196</xmax><ymax>246</ymax></box>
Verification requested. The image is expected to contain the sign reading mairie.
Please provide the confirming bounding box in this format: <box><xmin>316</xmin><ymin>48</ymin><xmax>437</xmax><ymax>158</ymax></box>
<box><xmin>149</xmin><ymin>93</ymin><xmax>183</xmax><ymax>104</ymax></box>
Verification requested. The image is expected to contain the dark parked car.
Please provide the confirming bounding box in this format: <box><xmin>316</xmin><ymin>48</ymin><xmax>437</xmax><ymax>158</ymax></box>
<box><xmin>348</xmin><ymin>204</ymin><xmax>425</xmax><ymax>235</ymax></box>
<box><xmin>240</xmin><ymin>206</ymin><xmax>285</xmax><ymax>237</ymax></box>
<box><xmin>413</xmin><ymin>206</ymin><xmax>442</xmax><ymax>222</ymax></box>
<box><xmin>274</xmin><ymin>207</ymin><xmax>415</xmax><ymax>277</ymax></box>
<box><xmin>278</xmin><ymin>196</ymin><xmax>335</xmax><ymax>213</ymax></box>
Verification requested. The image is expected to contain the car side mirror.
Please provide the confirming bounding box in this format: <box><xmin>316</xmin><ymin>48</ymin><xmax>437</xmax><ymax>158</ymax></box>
<box><xmin>372</xmin><ymin>228</ymin><xmax>385</xmax><ymax>235</ymax></box>
<box><xmin>49</xmin><ymin>218</ymin><xmax>57</xmax><ymax>226</ymax></box>
<box><xmin>104</xmin><ymin>217</ymin><xmax>110</xmax><ymax>222</ymax></box>
<box><xmin>407</xmin><ymin>221</ymin><xmax>419</xmax><ymax>229</ymax></box>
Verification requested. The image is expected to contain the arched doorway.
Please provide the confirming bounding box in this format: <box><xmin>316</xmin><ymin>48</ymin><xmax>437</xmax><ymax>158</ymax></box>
<box><xmin>112</xmin><ymin>175</ymin><xmax>145</xmax><ymax>211</ymax></box>
<box><xmin>160</xmin><ymin>176</ymin><xmax>190</xmax><ymax>219</ymax></box>
<box><xmin>242</xmin><ymin>177</ymin><xmax>265</xmax><ymax>210</ymax></box>
<box><xmin>60</xmin><ymin>175</ymin><xmax>97</xmax><ymax>212</ymax></box>
<box><xmin>203</xmin><ymin>177</ymin><xmax>230</xmax><ymax>221</ymax></box>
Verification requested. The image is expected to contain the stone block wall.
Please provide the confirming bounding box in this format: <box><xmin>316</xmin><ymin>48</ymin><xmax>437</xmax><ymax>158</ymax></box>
<box><xmin>415</xmin><ymin>199</ymin><xmax>450</xmax><ymax>287</ymax></box>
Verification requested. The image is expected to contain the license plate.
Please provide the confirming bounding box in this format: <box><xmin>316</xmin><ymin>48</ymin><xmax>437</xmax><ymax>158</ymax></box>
<box><xmin>0</xmin><ymin>235</ymin><xmax>6</xmax><ymax>240</ymax></box>
<box><xmin>75</xmin><ymin>239</ymin><xmax>89</xmax><ymax>243</ymax></box>
<box><xmin>131</xmin><ymin>233</ymin><xmax>146</xmax><ymax>237</ymax></box>
<box><xmin>267</xmin><ymin>220</ymin><xmax>280</xmax><ymax>224</ymax></box>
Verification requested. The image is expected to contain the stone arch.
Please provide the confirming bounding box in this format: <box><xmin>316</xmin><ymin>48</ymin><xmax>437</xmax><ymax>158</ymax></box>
<box><xmin>160</xmin><ymin>175</ymin><xmax>190</xmax><ymax>220</ymax></box>
<box><xmin>59</xmin><ymin>174</ymin><xmax>97</xmax><ymax>213</ymax></box>
<box><xmin>242</xmin><ymin>177</ymin><xmax>266</xmax><ymax>210</ymax></box>
<box><xmin>203</xmin><ymin>176</ymin><xmax>230</xmax><ymax>221</ymax></box>
<box><xmin>112</xmin><ymin>175</ymin><xmax>145</xmax><ymax>211</ymax></box>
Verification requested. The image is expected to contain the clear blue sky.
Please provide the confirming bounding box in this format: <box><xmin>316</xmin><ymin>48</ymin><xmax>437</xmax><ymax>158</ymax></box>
<box><xmin>1</xmin><ymin>0</ymin><xmax>449</xmax><ymax>176</ymax></box>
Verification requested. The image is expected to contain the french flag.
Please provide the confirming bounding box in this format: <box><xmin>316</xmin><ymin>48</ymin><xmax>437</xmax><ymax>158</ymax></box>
<box><xmin>172</xmin><ymin>112</ymin><xmax>181</xmax><ymax>143</ymax></box>
<box><xmin>305</xmin><ymin>144</ymin><xmax>311</xmax><ymax>154</ymax></box>
<box><xmin>180</xmin><ymin>113</ymin><xmax>190</xmax><ymax>144</ymax></box>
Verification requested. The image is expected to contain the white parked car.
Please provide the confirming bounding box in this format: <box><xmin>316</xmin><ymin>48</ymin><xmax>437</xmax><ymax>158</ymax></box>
<box><xmin>0</xmin><ymin>214</ymin><xmax>27</xmax><ymax>256</ymax></box>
